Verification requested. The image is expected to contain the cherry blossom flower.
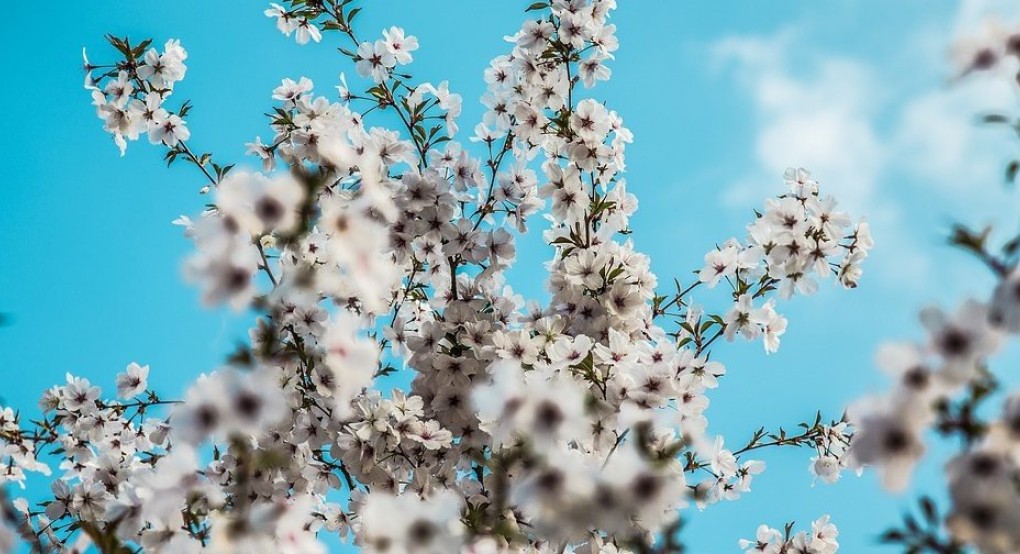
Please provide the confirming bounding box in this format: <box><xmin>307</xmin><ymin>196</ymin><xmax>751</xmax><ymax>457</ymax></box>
<box><xmin>355</xmin><ymin>40</ymin><xmax>396</xmax><ymax>83</ymax></box>
<box><xmin>115</xmin><ymin>362</ymin><xmax>149</xmax><ymax>399</ymax></box>
<box><xmin>921</xmin><ymin>300</ymin><xmax>1002</xmax><ymax>385</ymax></box>
<box><xmin>847</xmin><ymin>394</ymin><xmax>929</xmax><ymax>492</ymax></box>
<box><xmin>381</xmin><ymin>27</ymin><xmax>418</xmax><ymax>65</ymax></box>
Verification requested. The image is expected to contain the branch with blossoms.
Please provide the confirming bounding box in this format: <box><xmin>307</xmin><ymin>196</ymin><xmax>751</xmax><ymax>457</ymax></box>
<box><xmin>672</xmin><ymin>167</ymin><xmax>872</xmax><ymax>357</ymax></box>
<box><xmin>0</xmin><ymin>1</ymin><xmax>874</xmax><ymax>552</ymax></box>
<box><xmin>839</xmin><ymin>23</ymin><xmax>1020</xmax><ymax>554</ymax></box>
<box><xmin>740</xmin><ymin>515</ymin><xmax>839</xmax><ymax>554</ymax></box>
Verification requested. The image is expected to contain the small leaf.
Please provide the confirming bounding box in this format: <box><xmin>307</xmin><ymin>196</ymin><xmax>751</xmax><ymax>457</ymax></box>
<box><xmin>980</xmin><ymin>113</ymin><xmax>1011</xmax><ymax>125</ymax></box>
<box><xmin>919</xmin><ymin>496</ymin><xmax>938</xmax><ymax>525</ymax></box>
<box><xmin>879</xmin><ymin>529</ymin><xmax>905</xmax><ymax>543</ymax></box>
<box><xmin>1006</xmin><ymin>160</ymin><xmax>1019</xmax><ymax>184</ymax></box>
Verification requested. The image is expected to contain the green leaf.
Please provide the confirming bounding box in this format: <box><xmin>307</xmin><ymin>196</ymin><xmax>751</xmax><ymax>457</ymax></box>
<box><xmin>131</xmin><ymin>39</ymin><xmax>153</xmax><ymax>60</ymax></box>
<box><xmin>981</xmin><ymin>113</ymin><xmax>1011</xmax><ymax>124</ymax></box>
<box><xmin>919</xmin><ymin>496</ymin><xmax>938</xmax><ymax>525</ymax></box>
<box><xmin>1006</xmin><ymin>160</ymin><xmax>1019</xmax><ymax>184</ymax></box>
<box><xmin>879</xmin><ymin>529</ymin><xmax>905</xmax><ymax>543</ymax></box>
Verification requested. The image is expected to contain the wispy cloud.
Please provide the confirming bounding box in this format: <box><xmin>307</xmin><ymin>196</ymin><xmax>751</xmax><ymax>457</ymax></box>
<box><xmin>713</xmin><ymin>34</ymin><xmax>883</xmax><ymax>215</ymax></box>
<box><xmin>709</xmin><ymin>5</ymin><xmax>1020</xmax><ymax>292</ymax></box>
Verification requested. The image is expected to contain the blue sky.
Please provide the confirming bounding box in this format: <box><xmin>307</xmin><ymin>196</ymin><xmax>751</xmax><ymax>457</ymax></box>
<box><xmin>4</xmin><ymin>1</ymin><xmax>1020</xmax><ymax>552</ymax></box>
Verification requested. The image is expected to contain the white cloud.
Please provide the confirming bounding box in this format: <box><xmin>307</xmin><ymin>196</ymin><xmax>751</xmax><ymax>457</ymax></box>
<box><xmin>713</xmin><ymin>36</ymin><xmax>883</xmax><ymax>215</ymax></box>
<box><xmin>892</xmin><ymin>80</ymin><xmax>1012</xmax><ymax>195</ymax></box>
<box><xmin>711</xmin><ymin>8</ymin><xmax>1020</xmax><ymax>292</ymax></box>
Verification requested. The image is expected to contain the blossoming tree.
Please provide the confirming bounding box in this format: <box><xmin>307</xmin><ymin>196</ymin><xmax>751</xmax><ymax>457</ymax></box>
<box><xmin>0</xmin><ymin>1</ymin><xmax>873</xmax><ymax>552</ymax></box>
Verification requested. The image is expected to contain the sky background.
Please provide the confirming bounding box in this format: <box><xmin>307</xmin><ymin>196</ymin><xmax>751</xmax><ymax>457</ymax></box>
<box><xmin>4</xmin><ymin>1</ymin><xmax>1020</xmax><ymax>552</ymax></box>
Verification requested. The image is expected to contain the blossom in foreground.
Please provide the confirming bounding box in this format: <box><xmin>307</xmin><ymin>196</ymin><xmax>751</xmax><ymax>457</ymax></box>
<box><xmin>740</xmin><ymin>515</ymin><xmax>839</xmax><ymax>553</ymax></box>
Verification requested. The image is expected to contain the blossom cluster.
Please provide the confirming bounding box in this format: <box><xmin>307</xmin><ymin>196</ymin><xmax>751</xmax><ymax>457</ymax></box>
<box><xmin>700</xmin><ymin>167</ymin><xmax>872</xmax><ymax>353</ymax></box>
<box><xmin>0</xmin><ymin>1</ymin><xmax>874</xmax><ymax>552</ymax></box>
<box><xmin>85</xmin><ymin>37</ymin><xmax>190</xmax><ymax>155</ymax></box>
<box><xmin>739</xmin><ymin>515</ymin><xmax>839</xmax><ymax>554</ymax></box>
